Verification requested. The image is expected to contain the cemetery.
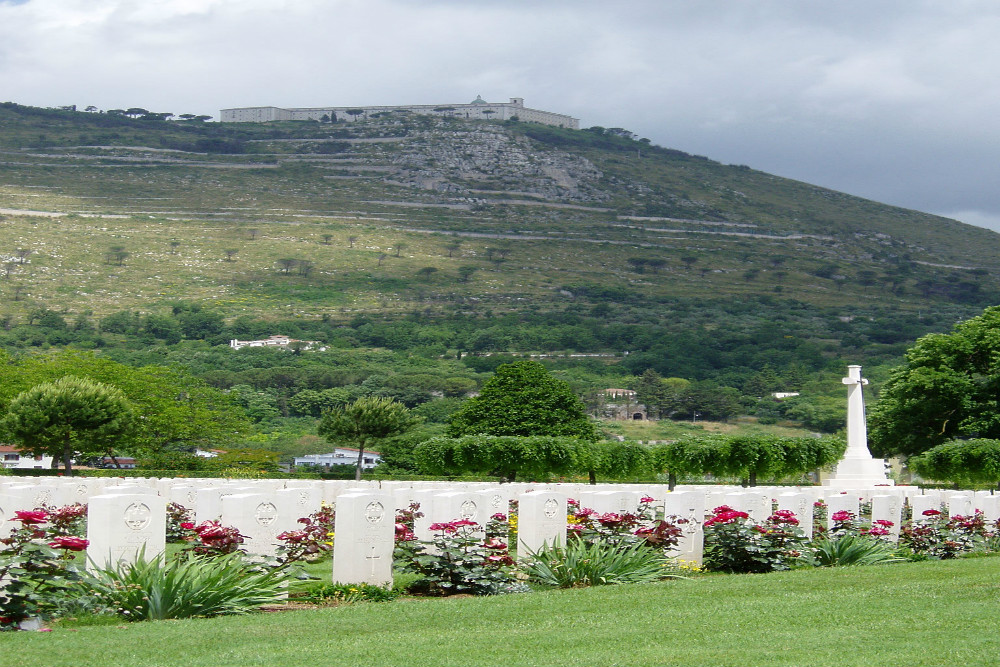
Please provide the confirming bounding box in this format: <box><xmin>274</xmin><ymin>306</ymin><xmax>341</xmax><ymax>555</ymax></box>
<box><xmin>2</xmin><ymin>364</ymin><xmax>1000</xmax><ymax>666</ymax></box>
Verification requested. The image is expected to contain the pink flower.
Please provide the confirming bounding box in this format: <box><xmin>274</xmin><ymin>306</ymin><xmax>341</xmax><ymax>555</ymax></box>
<box><xmin>48</xmin><ymin>536</ymin><xmax>89</xmax><ymax>551</ymax></box>
<box><xmin>195</xmin><ymin>523</ymin><xmax>228</xmax><ymax>538</ymax></box>
<box><xmin>490</xmin><ymin>513</ymin><xmax>508</xmax><ymax>522</ymax></box>
<box><xmin>640</xmin><ymin>496</ymin><xmax>656</xmax><ymax>504</ymax></box>
<box><xmin>769</xmin><ymin>510</ymin><xmax>799</xmax><ymax>525</ymax></box>
<box><xmin>874</xmin><ymin>519</ymin><xmax>894</xmax><ymax>528</ymax></box>
<box><xmin>180</xmin><ymin>522</ymin><xmax>195</xmax><ymax>530</ymax></box>
<box><xmin>922</xmin><ymin>509</ymin><xmax>941</xmax><ymax>517</ymax></box>
<box><xmin>831</xmin><ymin>510</ymin><xmax>854</xmax><ymax>522</ymax></box>
<box><xmin>485</xmin><ymin>554</ymin><xmax>514</xmax><ymax>566</ymax></box>
<box><xmin>567</xmin><ymin>499</ymin><xmax>579</xmax><ymax>506</ymax></box>
<box><xmin>483</xmin><ymin>538</ymin><xmax>508</xmax><ymax>550</ymax></box>
<box><xmin>867</xmin><ymin>526</ymin><xmax>889</xmax><ymax>536</ymax></box>
<box><xmin>575</xmin><ymin>507</ymin><xmax>596</xmax><ymax>518</ymax></box>
<box><xmin>429</xmin><ymin>522</ymin><xmax>455</xmax><ymax>532</ymax></box>
<box><xmin>712</xmin><ymin>505</ymin><xmax>736</xmax><ymax>514</ymax></box>
<box><xmin>451</xmin><ymin>519</ymin><xmax>478</xmax><ymax>528</ymax></box>
<box><xmin>704</xmin><ymin>510</ymin><xmax>749</xmax><ymax>527</ymax></box>
<box><xmin>13</xmin><ymin>510</ymin><xmax>48</xmax><ymax>525</ymax></box>
<box><xmin>597</xmin><ymin>512</ymin><xmax>623</xmax><ymax>527</ymax></box>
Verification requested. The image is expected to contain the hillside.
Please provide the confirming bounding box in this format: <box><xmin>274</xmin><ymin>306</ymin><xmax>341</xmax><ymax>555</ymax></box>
<box><xmin>0</xmin><ymin>101</ymin><xmax>996</xmax><ymax>394</ymax></box>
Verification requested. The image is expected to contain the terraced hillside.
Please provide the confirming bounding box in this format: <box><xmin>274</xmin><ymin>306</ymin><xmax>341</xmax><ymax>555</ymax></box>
<box><xmin>0</xmin><ymin>102</ymin><xmax>996</xmax><ymax>343</ymax></box>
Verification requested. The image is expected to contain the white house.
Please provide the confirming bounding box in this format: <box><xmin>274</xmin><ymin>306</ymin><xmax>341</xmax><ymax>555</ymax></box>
<box><xmin>294</xmin><ymin>448</ymin><xmax>382</xmax><ymax>470</ymax></box>
<box><xmin>0</xmin><ymin>445</ymin><xmax>53</xmax><ymax>470</ymax></box>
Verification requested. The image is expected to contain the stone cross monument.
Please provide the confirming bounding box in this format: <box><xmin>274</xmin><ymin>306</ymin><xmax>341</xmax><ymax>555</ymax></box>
<box><xmin>823</xmin><ymin>365</ymin><xmax>893</xmax><ymax>487</ymax></box>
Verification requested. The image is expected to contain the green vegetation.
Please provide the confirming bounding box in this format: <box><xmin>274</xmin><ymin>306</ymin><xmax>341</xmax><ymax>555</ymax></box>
<box><xmin>870</xmin><ymin>305</ymin><xmax>1000</xmax><ymax>457</ymax></box>
<box><xmin>0</xmin><ymin>102</ymin><xmax>997</xmax><ymax>467</ymax></box>
<box><xmin>1</xmin><ymin>376</ymin><xmax>133</xmax><ymax>473</ymax></box>
<box><xmin>908</xmin><ymin>439</ymin><xmax>1000</xmax><ymax>487</ymax></box>
<box><xmin>317</xmin><ymin>396</ymin><xmax>420</xmax><ymax>480</ymax></box>
<box><xmin>447</xmin><ymin>361</ymin><xmax>596</xmax><ymax>440</ymax></box>
<box><xmin>84</xmin><ymin>551</ymin><xmax>290</xmax><ymax>621</ymax></box>
<box><xmin>7</xmin><ymin>558</ymin><xmax>1000</xmax><ymax>666</ymax></box>
<box><xmin>523</xmin><ymin>538</ymin><xmax>669</xmax><ymax>588</ymax></box>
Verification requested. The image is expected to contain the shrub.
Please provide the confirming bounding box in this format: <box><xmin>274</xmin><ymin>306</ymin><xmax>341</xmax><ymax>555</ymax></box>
<box><xmin>295</xmin><ymin>581</ymin><xmax>399</xmax><ymax>604</ymax></box>
<box><xmin>84</xmin><ymin>551</ymin><xmax>290</xmax><ymax>621</ymax></box>
<box><xmin>702</xmin><ymin>506</ymin><xmax>808</xmax><ymax>573</ymax></box>
<box><xmin>800</xmin><ymin>534</ymin><xmax>905</xmax><ymax>567</ymax></box>
<box><xmin>524</xmin><ymin>537</ymin><xmax>673</xmax><ymax>588</ymax></box>
<box><xmin>165</xmin><ymin>502</ymin><xmax>193</xmax><ymax>542</ymax></box>
<box><xmin>394</xmin><ymin>518</ymin><xmax>521</xmax><ymax>596</ymax></box>
<box><xmin>0</xmin><ymin>509</ymin><xmax>89</xmax><ymax>630</ymax></box>
<box><xmin>275</xmin><ymin>503</ymin><xmax>336</xmax><ymax>565</ymax></box>
<box><xmin>898</xmin><ymin>509</ymin><xmax>995</xmax><ymax>559</ymax></box>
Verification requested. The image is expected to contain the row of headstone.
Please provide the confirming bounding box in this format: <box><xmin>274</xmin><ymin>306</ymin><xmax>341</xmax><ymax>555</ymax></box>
<box><xmin>6</xmin><ymin>477</ymin><xmax>1000</xmax><ymax>580</ymax></box>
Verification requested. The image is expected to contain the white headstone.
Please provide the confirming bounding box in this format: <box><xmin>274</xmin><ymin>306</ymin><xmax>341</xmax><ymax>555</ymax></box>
<box><xmin>870</xmin><ymin>494</ymin><xmax>902</xmax><ymax>541</ymax></box>
<box><xmin>331</xmin><ymin>492</ymin><xmax>394</xmax><ymax>586</ymax></box>
<box><xmin>776</xmin><ymin>492</ymin><xmax>814</xmax><ymax>539</ymax></box>
<box><xmin>663</xmin><ymin>491</ymin><xmax>705</xmax><ymax>566</ymax></box>
<box><xmin>517</xmin><ymin>490</ymin><xmax>567</xmax><ymax>559</ymax></box>
<box><xmin>86</xmin><ymin>493</ymin><xmax>166</xmax><ymax>569</ymax></box>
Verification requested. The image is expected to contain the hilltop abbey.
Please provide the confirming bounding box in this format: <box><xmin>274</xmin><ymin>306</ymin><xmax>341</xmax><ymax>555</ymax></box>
<box><xmin>220</xmin><ymin>96</ymin><xmax>579</xmax><ymax>129</ymax></box>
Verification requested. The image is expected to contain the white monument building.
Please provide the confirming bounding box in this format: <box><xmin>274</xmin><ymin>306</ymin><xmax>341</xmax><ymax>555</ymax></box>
<box><xmin>221</xmin><ymin>96</ymin><xmax>579</xmax><ymax>129</ymax></box>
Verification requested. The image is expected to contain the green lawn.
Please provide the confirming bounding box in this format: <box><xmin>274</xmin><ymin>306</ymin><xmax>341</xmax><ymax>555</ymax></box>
<box><xmin>6</xmin><ymin>557</ymin><xmax>998</xmax><ymax>667</ymax></box>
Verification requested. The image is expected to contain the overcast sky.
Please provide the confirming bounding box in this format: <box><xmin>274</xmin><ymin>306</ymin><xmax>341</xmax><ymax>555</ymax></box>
<box><xmin>2</xmin><ymin>0</ymin><xmax>999</xmax><ymax>232</ymax></box>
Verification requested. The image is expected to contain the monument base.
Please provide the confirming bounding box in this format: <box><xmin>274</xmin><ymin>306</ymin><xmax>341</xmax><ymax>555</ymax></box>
<box><xmin>822</xmin><ymin>457</ymin><xmax>894</xmax><ymax>488</ymax></box>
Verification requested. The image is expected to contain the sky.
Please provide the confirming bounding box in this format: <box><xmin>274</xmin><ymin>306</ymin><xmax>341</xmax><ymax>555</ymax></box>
<box><xmin>2</xmin><ymin>0</ymin><xmax>1000</xmax><ymax>231</ymax></box>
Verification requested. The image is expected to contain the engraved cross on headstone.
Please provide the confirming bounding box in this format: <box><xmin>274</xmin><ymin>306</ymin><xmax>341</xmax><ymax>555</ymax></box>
<box><xmin>366</xmin><ymin>548</ymin><xmax>381</xmax><ymax>578</ymax></box>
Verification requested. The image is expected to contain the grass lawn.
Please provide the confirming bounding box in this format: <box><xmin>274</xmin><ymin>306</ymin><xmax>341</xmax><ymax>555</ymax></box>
<box><xmin>5</xmin><ymin>557</ymin><xmax>999</xmax><ymax>667</ymax></box>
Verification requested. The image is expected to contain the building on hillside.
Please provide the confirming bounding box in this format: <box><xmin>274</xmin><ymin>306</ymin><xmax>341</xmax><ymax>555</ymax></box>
<box><xmin>229</xmin><ymin>335</ymin><xmax>325</xmax><ymax>351</ymax></box>
<box><xmin>294</xmin><ymin>448</ymin><xmax>382</xmax><ymax>470</ymax></box>
<box><xmin>0</xmin><ymin>445</ymin><xmax>53</xmax><ymax>470</ymax></box>
<box><xmin>221</xmin><ymin>96</ymin><xmax>579</xmax><ymax>129</ymax></box>
<box><xmin>594</xmin><ymin>388</ymin><xmax>647</xmax><ymax>421</ymax></box>
<box><xmin>96</xmin><ymin>456</ymin><xmax>137</xmax><ymax>469</ymax></box>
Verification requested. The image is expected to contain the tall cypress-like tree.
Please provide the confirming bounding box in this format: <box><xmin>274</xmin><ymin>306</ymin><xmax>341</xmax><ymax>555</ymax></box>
<box><xmin>448</xmin><ymin>361</ymin><xmax>597</xmax><ymax>440</ymax></box>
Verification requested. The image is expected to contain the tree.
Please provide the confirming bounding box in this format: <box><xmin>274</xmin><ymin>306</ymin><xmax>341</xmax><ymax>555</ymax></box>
<box><xmin>457</xmin><ymin>265</ymin><xmax>477</xmax><ymax>282</ymax></box>
<box><xmin>318</xmin><ymin>396</ymin><xmax>420</xmax><ymax>480</ymax></box>
<box><xmin>448</xmin><ymin>361</ymin><xmax>597</xmax><ymax>440</ymax></box>
<box><xmin>105</xmin><ymin>245</ymin><xmax>129</xmax><ymax>266</ymax></box>
<box><xmin>0</xmin><ymin>350</ymin><xmax>252</xmax><ymax>459</ymax></box>
<box><xmin>868</xmin><ymin>306</ymin><xmax>1000</xmax><ymax>458</ymax></box>
<box><xmin>908</xmin><ymin>439</ymin><xmax>1000</xmax><ymax>488</ymax></box>
<box><xmin>276</xmin><ymin>258</ymin><xmax>298</xmax><ymax>274</ymax></box>
<box><xmin>417</xmin><ymin>266</ymin><xmax>438</xmax><ymax>281</ymax></box>
<box><xmin>650</xmin><ymin>434</ymin><xmax>844</xmax><ymax>487</ymax></box>
<box><xmin>224</xmin><ymin>248</ymin><xmax>239</xmax><ymax>262</ymax></box>
<box><xmin>414</xmin><ymin>435</ymin><xmax>578</xmax><ymax>481</ymax></box>
<box><xmin>1</xmin><ymin>376</ymin><xmax>134</xmax><ymax>474</ymax></box>
<box><xmin>321</xmin><ymin>234</ymin><xmax>334</xmax><ymax>245</ymax></box>
<box><xmin>444</xmin><ymin>242</ymin><xmax>461</xmax><ymax>258</ymax></box>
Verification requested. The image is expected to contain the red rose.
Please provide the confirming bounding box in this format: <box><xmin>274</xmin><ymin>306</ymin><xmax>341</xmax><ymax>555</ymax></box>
<box><xmin>13</xmin><ymin>510</ymin><xmax>48</xmax><ymax>525</ymax></box>
<box><xmin>49</xmin><ymin>536</ymin><xmax>89</xmax><ymax>551</ymax></box>
<box><xmin>180</xmin><ymin>522</ymin><xmax>195</xmax><ymax>530</ymax></box>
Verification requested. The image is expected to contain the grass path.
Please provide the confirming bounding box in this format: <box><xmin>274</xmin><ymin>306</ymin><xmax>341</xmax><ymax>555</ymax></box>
<box><xmin>4</xmin><ymin>557</ymin><xmax>999</xmax><ymax>667</ymax></box>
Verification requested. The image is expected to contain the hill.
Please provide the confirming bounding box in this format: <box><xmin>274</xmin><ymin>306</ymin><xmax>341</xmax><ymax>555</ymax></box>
<box><xmin>0</xmin><ymin>101</ymin><xmax>995</xmax><ymax>398</ymax></box>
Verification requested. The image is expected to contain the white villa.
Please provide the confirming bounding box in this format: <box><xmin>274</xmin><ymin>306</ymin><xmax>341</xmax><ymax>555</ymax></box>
<box><xmin>221</xmin><ymin>96</ymin><xmax>579</xmax><ymax>129</ymax></box>
<box><xmin>1</xmin><ymin>445</ymin><xmax>53</xmax><ymax>470</ymax></box>
<box><xmin>229</xmin><ymin>335</ymin><xmax>324</xmax><ymax>351</ymax></box>
<box><xmin>294</xmin><ymin>448</ymin><xmax>382</xmax><ymax>470</ymax></box>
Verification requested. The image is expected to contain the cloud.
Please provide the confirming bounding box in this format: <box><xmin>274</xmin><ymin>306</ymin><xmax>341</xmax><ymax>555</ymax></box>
<box><xmin>0</xmin><ymin>0</ymin><xmax>999</xmax><ymax>227</ymax></box>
